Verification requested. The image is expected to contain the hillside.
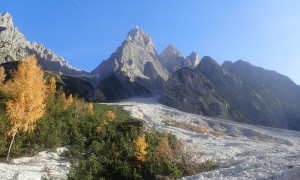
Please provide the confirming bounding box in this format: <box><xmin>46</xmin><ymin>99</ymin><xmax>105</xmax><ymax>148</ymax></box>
<box><xmin>116</xmin><ymin>97</ymin><xmax>300</xmax><ymax>180</ymax></box>
<box><xmin>0</xmin><ymin>97</ymin><xmax>299</xmax><ymax>179</ymax></box>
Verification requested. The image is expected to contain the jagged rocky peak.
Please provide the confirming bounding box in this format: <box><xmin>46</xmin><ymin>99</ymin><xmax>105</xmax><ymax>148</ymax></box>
<box><xmin>0</xmin><ymin>12</ymin><xmax>84</xmax><ymax>75</ymax></box>
<box><xmin>159</xmin><ymin>44</ymin><xmax>185</xmax><ymax>73</ymax></box>
<box><xmin>185</xmin><ymin>51</ymin><xmax>200</xmax><ymax>69</ymax></box>
<box><xmin>196</xmin><ymin>56</ymin><xmax>221</xmax><ymax>74</ymax></box>
<box><xmin>92</xmin><ymin>27</ymin><xmax>169</xmax><ymax>101</ymax></box>
<box><xmin>221</xmin><ymin>60</ymin><xmax>234</xmax><ymax>69</ymax></box>
<box><xmin>126</xmin><ymin>26</ymin><xmax>157</xmax><ymax>56</ymax></box>
<box><xmin>162</xmin><ymin>44</ymin><xmax>184</xmax><ymax>57</ymax></box>
<box><xmin>0</xmin><ymin>12</ymin><xmax>13</xmax><ymax>27</ymax></box>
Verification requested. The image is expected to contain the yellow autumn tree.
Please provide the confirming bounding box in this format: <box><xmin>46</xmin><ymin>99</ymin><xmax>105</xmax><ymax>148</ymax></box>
<box><xmin>134</xmin><ymin>134</ymin><xmax>148</xmax><ymax>162</ymax></box>
<box><xmin>48</xmin><ymin>77</ymin><xmax>56</xmax><ymax>94</ymax></box>
<box><xmin>87</xmin><ymin>103</ymin><xmax>94</xmax><ymax>116</ymax></box>
<box><xmin>106</xmin><ymin>110</ymin><xmax>116</xmax><ymax>121</ymax></box>
<box><xmin>3</xmin><ymin>55</ymin><xmax>47</xmax><ymax>161</ymax></box>
<box><xmin>64</xmin><ymin>94</ymin><xmax>74</xmax><ymax>109</ymax></box>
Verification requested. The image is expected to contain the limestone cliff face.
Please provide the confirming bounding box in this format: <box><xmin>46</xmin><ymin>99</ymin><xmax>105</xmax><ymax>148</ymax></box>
<box><xmin>160</xmin><ymin>67</ymin><xmax>246</xmax><ymax>122</ymax></box>
<box><xmin>160</xmin><ymin>55</ymin><xmax>300</xmax><ymax>130</ymax></box>
<box><xmin>196</xmin><ymin>57</ymin><xmax>273</xmax><ymax>126</ymax></box>
<box><xmin>92</xmin><ymin>27</ymin><xmax>169</xmax><ymax>101</ymax></box>
<box><xmin>0</xmin><ymin>12</ymin><xmax>84</xmax><ymax>75</ymax></box>
<box><xmin>222</xmin><ymin>60</ymin><xmax>300</xmax><ymax>130</ymax></box>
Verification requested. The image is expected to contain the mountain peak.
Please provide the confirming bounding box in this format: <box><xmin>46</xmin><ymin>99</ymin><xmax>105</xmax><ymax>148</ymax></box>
<box><xmin>126</xmin><ymin>26</ymin><xmax>152</xmax><ymax>47</ymax></box>
<box><xmin>200</xmin><ymin>56</ymin><xmax>220</xmax><ymax>66</ymax></box>
<box><xmin>185</xmin><ymin>51</ymin><xmax>200</xmax><ymax>68</ymax></box>
<box><xmin>0</xmin><ymin>12</ymin><xmax>14</xmax><ymax>28</ymax></box>
<box><xmin>162</xmin><ymin>44</ymin><xmax>184</xmax><ymax>57</ymax></box>
<box><xmin>196</xmin><ymin>56</ymin><xmax>221</xmax><ymax>74</ymax></box>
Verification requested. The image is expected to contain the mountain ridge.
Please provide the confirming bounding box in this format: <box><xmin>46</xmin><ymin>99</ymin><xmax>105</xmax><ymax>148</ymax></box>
<box><xmin>0</xmin><ymin>12</ymin><xmax>85</xmax><ymax>75</ymax></box>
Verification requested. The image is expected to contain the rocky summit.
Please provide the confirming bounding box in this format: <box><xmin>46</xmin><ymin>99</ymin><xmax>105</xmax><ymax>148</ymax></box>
<box><xmin>158</xmin><ymin>44</ymin><xmax>186</xmax><ymax>74</ymax></box>
<box><xmin>0</xmin><ymin>12</ymin><xmax>84</xmax><ymax>75</ymax></box>
<box><xmin>91</xmin><ymin>27</ymin><xmax>169</xmax><ymax>101</ymax></box>
<box><xmin>158</xmin><ymin>45</ymin><xmax>200</xmax><ymax>74</ymax></box>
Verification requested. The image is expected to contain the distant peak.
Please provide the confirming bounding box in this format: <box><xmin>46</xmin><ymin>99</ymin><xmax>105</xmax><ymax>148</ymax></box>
<box><xmin>161</xmin><ymin>44</ymin><xmax>183</xmax><ymax>57</ymax></box>
<box><xmin>166</xmin><ymin>44</ymin><xmax>176</xmax><ymax>50</ymax></box>
<box><xmin>126</xmin><ymin>26</ymin><xmax>154</xmax><ymax>48</ymax></box>
<box><xmin>235</xmin><ymin>59</ymin><xmax>250</xmax><ymax>65</ymax></box>
<box><xmin>127</xmin><ymin>26</ymin><xmax>146</xmax><ymax>39</ymax></box>
<box><xmin>2</xmin><ymin>12</ymin><xmax>12</xmax><ymax>18</ymax></box>
<box><xmin>0</xmin><ymin>12</ymin><xmax>14</xmax><ymax>27</ymax></box>
<box><xmin>186</xmin><ymin>51</ymin><xmax>200</xmax><ymax>68</ymax></box>
<box><xmin>201</xmin><ymin>56</ymin><xmax>218</xmax><ymax>63</ymax></box>
<box><xmin>187</xmin><ymin>51</ymin><xmax>199</xmax><ymax>59</ymax></box>
<box><xmin>189</xmin><ymin>51</ymin><xmax>197</xmax><ymax>56</ymax></box>
<box><xmin>197</xmin><ymin>56</ymin><xmax>220</xmax><ymax>70</ymax></box>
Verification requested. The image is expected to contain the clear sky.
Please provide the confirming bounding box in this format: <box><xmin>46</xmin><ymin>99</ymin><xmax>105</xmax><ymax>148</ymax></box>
<box><xmin>1</xmin><ymin>0</ymin><xmax>300</xmax><ymax>84</ymax></box>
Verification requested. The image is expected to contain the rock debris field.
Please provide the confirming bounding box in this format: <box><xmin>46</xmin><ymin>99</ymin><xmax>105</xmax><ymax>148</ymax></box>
<box><xmin>116</xmin><ymin>97</ymin><xmax>300</xmax><ymax>180</ymax></box>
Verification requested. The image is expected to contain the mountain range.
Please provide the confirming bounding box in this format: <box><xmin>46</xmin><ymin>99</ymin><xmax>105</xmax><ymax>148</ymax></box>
<box><xmin>1</xmin><ymin>12</ymin><xmax>300</xmax><ymax>131</ymax></box>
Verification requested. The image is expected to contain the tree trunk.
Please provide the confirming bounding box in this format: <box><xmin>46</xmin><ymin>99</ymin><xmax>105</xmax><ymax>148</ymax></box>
<box><xmin>6</xmin><ymin>131</ymin><xmax>17</xmax><ymax>162</ymax></box>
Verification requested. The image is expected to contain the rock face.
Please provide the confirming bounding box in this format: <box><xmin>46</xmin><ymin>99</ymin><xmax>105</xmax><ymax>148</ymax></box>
<box><xmin>222</xmin><ymin>60</ymin><xmax>300</xmax><ymax>131</ymax></box>
<box><xmin>0</xmin><ymin>12</ymin><xmax>84</xmax><ymax>75</ymax></box>
<box><xmin>158</xmin><ymin>45</ymin><xmax>200</xmax><ymax>74</ymax></box>
<box><xmin>92</xmin><ymin>27</ymin><xmax>169</xmax><ymax>101</ymax></box>
<box><xmin>161</xmin><ymin>56</ymin><xmax>300</xmax><ymax>130</ymax></box>
<box><xmin>160</xmin><ymin>67</ymin><xmax>246</xmax><ymax>122</ymax></box>
<box><xmin>197</xmin><ymin>57</ymin><xmax>273</xmax><ymax>126</ymax></box>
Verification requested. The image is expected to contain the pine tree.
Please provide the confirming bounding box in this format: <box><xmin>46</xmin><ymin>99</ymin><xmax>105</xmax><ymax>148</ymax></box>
<box><xmin>3</xmin><ymin>55</ymin><xmax>47</xmax><ymax>161</ymax></box>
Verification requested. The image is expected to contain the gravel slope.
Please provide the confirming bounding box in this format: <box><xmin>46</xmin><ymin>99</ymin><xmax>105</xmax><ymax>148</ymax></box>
<box><xmin>0</xmin><ymin>148</ymin><xmax>69</xmax><ymax>180</ymax></box>
<box><xmin>114</xmin><ymin>97</ymin><xmax>300</xmax><ymax>180</ymax></box>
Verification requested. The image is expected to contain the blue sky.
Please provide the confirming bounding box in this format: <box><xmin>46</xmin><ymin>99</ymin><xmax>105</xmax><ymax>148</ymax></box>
<box><xmin>1</xmin><ymin>0</ymin><xmax>300</xmax><ymax>84</ymax></box>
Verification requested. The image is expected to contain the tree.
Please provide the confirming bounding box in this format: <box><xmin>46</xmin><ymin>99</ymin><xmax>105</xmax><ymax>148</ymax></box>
<box><xmin>0</xmin><ymin>66</ymin><xmax>5</xmax><ymax>85</ymax></box>
<box><xmin>3</xmin><ymin>55</ymin><xmax>47</xmax><ymax>161</ymax></box>
<box><xmin>134</xmin><ymin>133</ymin><xmax>148</xmax><ymax>162</ymax></box>
<box><xmin>48</xmin><ymin>77</ymin><xmax>56</xmax><ymax>94</ymax></box>
<box><xmin>106</xmin><ymin>110</ymin><xmax>116</xmax><ymax>121</ymax></box>
<box><xmin>155</xmin><ymin>135</ymin><xmax>173</xmax><ymax>162</ymax></box>
<box><xmin>64</xmin><ymin>94</ymin><xmax>74</xmax><ymax>110</ymax></box>
<box><xmin>87</xmin><ymin>103</ymin><xmax>94</xmax><ymax>116</ymax></box>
